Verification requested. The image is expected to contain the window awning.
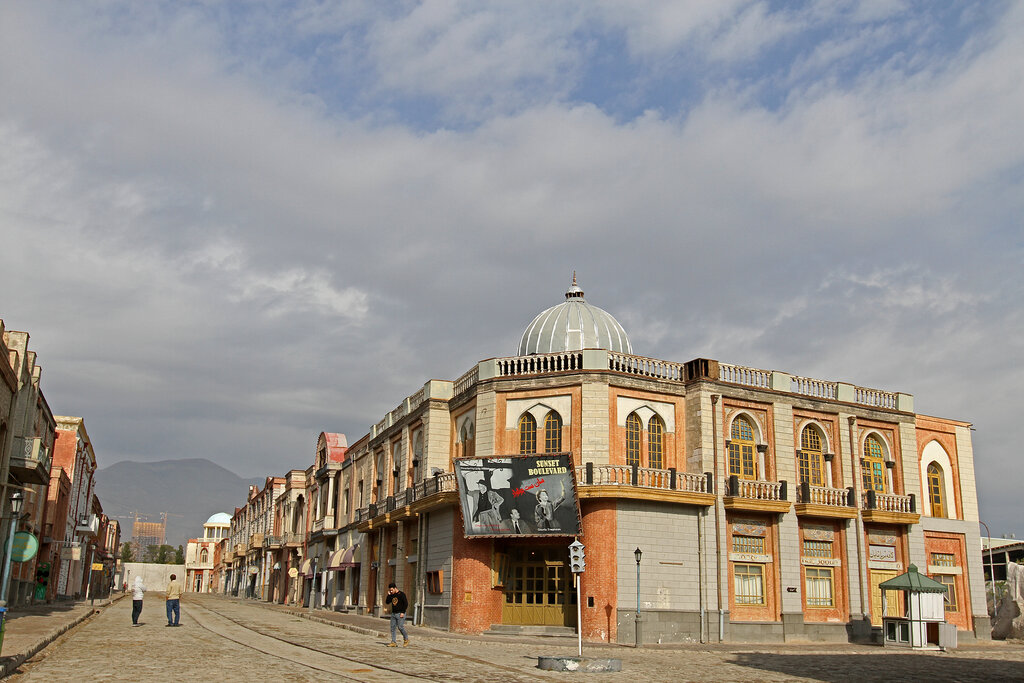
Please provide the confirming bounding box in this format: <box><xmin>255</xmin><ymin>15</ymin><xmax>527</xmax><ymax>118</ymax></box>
<box><xmin>272</xmin><ymin>562</ymin><xmax>281</xmax><ymax>570</ymax></box>
<box><xmin>327</xmin><ymin>547</ymin><xmax>347</xmax><ymax>570</ymax></box>
<box><xmin>328</xmin><ymin>544</ymin><xmax>359</xmax><ymax>570</ymax></box>
<box><xmin>300</xmin><ymin>558</ymin><xmax>314</xmax><ymax>577</ymax></box>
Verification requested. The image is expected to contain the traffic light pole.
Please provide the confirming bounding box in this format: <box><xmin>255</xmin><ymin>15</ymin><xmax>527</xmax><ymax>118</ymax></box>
<box><xmin>568</xmin><ymin>540</ymin><xmax>585</xmax><ymax>658</ymax></box>
<box><xmin>575</xmin><ymin>572</ymin><xmax>582</xmax><ymax>657</ymax></box>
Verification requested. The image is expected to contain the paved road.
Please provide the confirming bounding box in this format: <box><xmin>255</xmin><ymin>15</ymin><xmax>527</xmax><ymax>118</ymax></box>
<box><xmin>10</xmin><ymin>595</ymin><xmax>1024</xmax><ymax>682</ymax></box>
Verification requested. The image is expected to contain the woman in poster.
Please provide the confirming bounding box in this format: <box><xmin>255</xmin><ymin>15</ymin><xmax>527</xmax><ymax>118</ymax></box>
<box><xmin>534</xmin><ymin>481</ymin><xmax>566</xmax><ymax>530</ymax></box>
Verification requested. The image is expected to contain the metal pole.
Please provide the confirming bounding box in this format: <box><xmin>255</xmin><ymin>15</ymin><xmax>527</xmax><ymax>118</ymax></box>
<box><xmin>635</xmin><ymin>556</ymin><xmax>642</xmax><ymax>647</ymax></box>
<box><xmin>980</xmin><ymin>520</ymin><xmax>998</xmax><ymax>619</ymax></box>
<box><xmin>576</xmin><ymin>573</ymin><xmax>582</xmax><ymax>657</ymax></box>
<box><xmin>0</xmin><ymin>513</ymin><xmax>16</xmax><ymax>607</ymax></box>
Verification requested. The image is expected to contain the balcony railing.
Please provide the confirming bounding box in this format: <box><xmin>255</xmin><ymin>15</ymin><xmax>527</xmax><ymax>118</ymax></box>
<box><xmin>726</xmin><ymin>476</ymin><xmax>787</xmax><ymax>501</ymax></box>
<box><xmin>311</xmin><ymin>519</ymin><xmax>325</xmax><ymax>533</ymax></box>
<box><xmin>797</xmin><ymin>483</ymin><xmax>854</xmax><ymax>507</ymax></box>
<box><xmin>864</xmin><ymin>490</ymin><xmax>915</xmax><ymax>513</ymax></box>
<box><xmin>607</xmin><ymin>353</ymin><xmax>685</xmax><ymax>381</ymax></box>
<box><xmin>356</xmin><ymin>473</ymin><xmax>459</xmax><ymax>523</ymax></box>
<box><xmin>719</xmin><ymin>363</ymin><xmax>771</xmax><ymax>389</ymax></box>
<box><xmin>264</xmin><ymin>535</ymin><xmax>283</xmax><ymax>547</ymax></box>
<box><xmin>576</xmin><ymin>464</ymin><xmax>711</xmax><ymax>494</ymax></box>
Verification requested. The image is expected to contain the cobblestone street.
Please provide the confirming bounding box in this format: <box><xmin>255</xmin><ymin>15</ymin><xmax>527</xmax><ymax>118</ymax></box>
<box><xmin>7</xmin><ymin>595</ymin><xmax>1024</xmax><ymax>682</ymax></box>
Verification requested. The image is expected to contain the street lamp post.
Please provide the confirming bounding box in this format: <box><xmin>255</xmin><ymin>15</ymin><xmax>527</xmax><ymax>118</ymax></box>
<box><xmin>0</xmin><ymin>491</ymin><xmax>25</xmax><ymax>608</ymax></box>
<box><xmin>634</xmin><ymin>547</ymin><xmax>643</xmax><ymax>648</ymax></box>
<box><xmin>980</xmin><ymin>520</ymin><xmax>998</xmax><ymax>619</ymax></box>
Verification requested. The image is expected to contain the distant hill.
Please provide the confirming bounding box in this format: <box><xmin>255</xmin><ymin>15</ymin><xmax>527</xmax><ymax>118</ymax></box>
<box><xmin>95</xmin><ymin>458</ymin><xmax>263</xmax><ymax>549</ymax></box>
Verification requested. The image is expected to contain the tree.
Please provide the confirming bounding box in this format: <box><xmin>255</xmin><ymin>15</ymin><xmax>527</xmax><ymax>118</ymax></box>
<box><xmin>144</xmin><ymin>544</ymin><xmax>159</xmax><ymax>563</ymax></box>
<box><xmin>155</xmin><ymin>544</ymin><xmax>173</xmax><ymax>564</ymax></box>
<box><xmin>120</xmin><ymin>542</ymin><xmax>134</xmax><ymax>563</ymax></box>
<box><xmin>174</xmin><ymin>545</ymin><xmax>184</xmax><ymax>564</ymax></box>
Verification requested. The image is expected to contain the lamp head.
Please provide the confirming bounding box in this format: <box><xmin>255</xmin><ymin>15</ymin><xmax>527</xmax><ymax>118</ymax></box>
<box><xmin>634</xmin><ymin>547</ymin><xmax>642</xmax><ymax>565</ymax></box>
<box><xmin>10</xmin><ymin>491</ymin><xmax>24</xmax><ymax>514</ymax></box>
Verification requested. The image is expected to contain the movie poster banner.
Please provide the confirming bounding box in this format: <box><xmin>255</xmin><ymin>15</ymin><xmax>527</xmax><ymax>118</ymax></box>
<box><xmin>454</xmin><ymin>453</ymin><xmax>581</xmax><ymax>538</ymax></box>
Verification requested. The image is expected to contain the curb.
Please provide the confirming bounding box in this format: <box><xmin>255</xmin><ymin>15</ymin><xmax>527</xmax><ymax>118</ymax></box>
<box><xmin>0</xmin><ymin>594</ymin><xmax>128</xmax><ymax>679</ymax></box>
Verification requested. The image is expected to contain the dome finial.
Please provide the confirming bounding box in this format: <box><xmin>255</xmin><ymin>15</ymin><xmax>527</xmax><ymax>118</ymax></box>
<box><xmin>566</xmin><ymin>272</ymin><xmax>584</xmax><ymax>300</ymax></box>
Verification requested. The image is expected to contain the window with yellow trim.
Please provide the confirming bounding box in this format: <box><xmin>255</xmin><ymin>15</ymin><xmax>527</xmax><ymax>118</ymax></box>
<box><xmin>931</xmin><ymin>552</ymin><xmax>956</xmax><ymax>567</ymax></box>
<box><xmin>729</xmin><ymin>417</ymin><xmax>757</xmax><ymax>480</ymax></box>
<box><xmin>518</xmin><ymin>414</ymin><xmax>537</xmax><ymax>454</ymax></box>
<box><xmin>798</xmin><ymin>426</ymin><xmax>825</xmax><ymax>487</ymax></box>
<box><xmin>861</xmin><ymin>436</ymin><xmax>887</xmax><ymax>493</ymax></box>
<box><xmin>805</xmin><ymin>567</ymin><xmax>834</xmax><ymax>607</ymax></box>
<box><xmin>543</xmin><ymin>411</ymin><xmax>562</xmax><ymax>454</ymax></box>
<box><xmin>733</xmin><ymin>564</ymin><xmax>764</xmax><ymax>605</ymax></box>
<box><xmin>927</xmin><ymin>463</ymin><xmax>946</xmax><ymax>518</ymax></box>
<box><xmin>802</xmin><ymin>539</ymin><xmax>832</xmax><ymax>558</ymax></box>
<box><xmin>934</xmin><ymin>574</ymin><xmax>958</xmax><ymax>611</ymax></box>
<box><xmin>625</xmin><ymin>413</ymin><xmax>641</xmax><ymax>467</ymax></box>
<box><xmin>732</xmin><ymin>535</ymin><xmax>765</xmax><ymax>554</ymax></box>
<box><xmin>648</xmin><ymin>416</ymin><xmax>664</xmax><ymax>469</ymax></box>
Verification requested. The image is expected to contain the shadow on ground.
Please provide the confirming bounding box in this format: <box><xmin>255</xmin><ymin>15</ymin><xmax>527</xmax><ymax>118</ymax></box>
<box><xmin>732</xmin><ymin>652</ymin><xmax>1024</xmax><ymax>682</ymax></box>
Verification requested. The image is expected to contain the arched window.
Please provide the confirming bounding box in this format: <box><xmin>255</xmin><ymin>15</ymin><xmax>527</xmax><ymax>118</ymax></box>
<box><xmin>927</xmin><ymin>463</ymin><xmax>946</xmax><ymax>518</ymax></box>
<box><xmin>460</xmin><ymin>422</ymin><xmax>475</xmax><ymax>458</ymax></box>
<box><xmin>625</xmin><ymin>413</ymin><xmax>641</xmax><ymax>467</ymax></box>
<box><xmin>518</xmin><ymin>414</ymin><xmax>537</xmax><ymax>454</ymax></box>
<box><xmin>862</xmin><ymin>436</ymin><xmax>887</xmax><ymax>493</ymax></box>
<box><xmin>729</xmin><ymin>416</ymin><xmax>756</xmax><ymax>480</ymax></box>
<box><xmin>200</xmin><ymin>548</ymin><xmax>209</xmax><ymax>564</ymax></box>
<box><xmin>544</xmin><ymin>411</ymin><xmax>562</xmax><ymax>453</ymax></box>
<box><xmin>648</xmin><ymin>416</ymin><xmax>664</xmax><ymax>469</ymax></box>
<box><xmin>798</xmin><ymin>426</ymin><xmax>825</xmax><ymax>487</ymax></box>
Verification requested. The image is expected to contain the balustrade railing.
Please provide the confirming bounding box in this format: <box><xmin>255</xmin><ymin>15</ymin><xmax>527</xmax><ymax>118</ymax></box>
<box><xmin>575</xmin><ymin>464</ymin><xmax>710</xmax><ymax>494</ymax></box>
<box><xmin>495</xmin><ymin>352</ymin><xmax>584</xmax><ymax>378</ymax></box>
<box><xmin>791</xmin><ymin>376</ymin><xmax>837</xmax><ymax>400</ymax></box>
<box><xmin>855</xmin><ymin>387</ymin><xmax>897</xmax><ymax>409</ymax></box>
<box><xmin>727</xmin><ymin>477</ymin><xmax>786</xmax><ymax>500</ymax></box>
<box><xmin>453</xmin><ymin>366</ymin><xmax>479</xmax><ymax>396</ymax></box>
<box><xmin>719</xmin><ymin>363</ymin><xmax>771</xmax><ymax>388</ymax></box>
<box><xmin>607</xmin><ymin>352</ymin><xmax>685</xmax><ymax>380</ymax></box>
<box><xmin>797</xmin><ymin>483</ymin><xmax>852</xmax><ymax>507</ymax></box>
<box><xmin>864</xmin><ymin>491</ymin><xmax>915</xmax><ymax>513</ymax></box>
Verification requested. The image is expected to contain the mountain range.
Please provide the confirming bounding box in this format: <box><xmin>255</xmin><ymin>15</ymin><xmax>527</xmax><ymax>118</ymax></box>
<box><xmin>95</xmin><ymin>458</ymin><xmax>263</xmax><ymax>549</ymax></box>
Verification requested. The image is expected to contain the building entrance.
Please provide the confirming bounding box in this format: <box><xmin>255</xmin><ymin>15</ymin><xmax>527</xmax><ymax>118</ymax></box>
<box><xmin>502</xmin><ymin>547</ymin><xmax>576</xmax><ymax>627</ymax></box>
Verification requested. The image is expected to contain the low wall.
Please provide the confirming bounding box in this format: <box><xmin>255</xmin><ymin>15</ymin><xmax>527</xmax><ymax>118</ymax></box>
<box><xmin>119</xmin><ymin>563</ymin><xmax>186</xmax><ymax>594</ymax></box>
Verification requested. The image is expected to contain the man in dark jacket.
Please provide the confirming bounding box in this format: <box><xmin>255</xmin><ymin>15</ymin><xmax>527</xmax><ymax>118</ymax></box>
<box><xmin>386</xmin><ymin>582</ymin><xmax>410</xmax><ymax>647</ymax></box>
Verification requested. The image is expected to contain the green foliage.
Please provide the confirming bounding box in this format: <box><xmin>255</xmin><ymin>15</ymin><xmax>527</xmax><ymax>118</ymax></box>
<box><xmin>120</xmin><ymin>542</ymin><xmax>134</xmax><ymax>562</ymax></box>
<box><xmin>143</xmin><ymin>544</ymin><xmax>159</xmax><ymax>563</ymax></box>
<box><xmin>174</xmin><ymin>545</ymin><xmax>184</xmax><ymax>564</ymax></box>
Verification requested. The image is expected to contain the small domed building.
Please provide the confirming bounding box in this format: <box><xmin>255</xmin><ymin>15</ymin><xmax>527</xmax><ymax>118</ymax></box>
<box><xmin>306</xmin><ymin>276</ymin><xmax>985</xmax><ymax>644</ymax></box>
<box><xmin>185</xmin><ymin>512</ymin><xmax>231</xmax><ymax>593</ymax></box>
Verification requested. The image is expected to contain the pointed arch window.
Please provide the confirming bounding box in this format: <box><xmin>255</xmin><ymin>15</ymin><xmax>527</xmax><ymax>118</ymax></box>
<box><xmin>729</xmin><ymin>416</ymin><xmax>756</xmax><ymax>480</ymax></box>
<box><xmin>798</xmin><ymin>426</ymin><xmax>825</xmax><ymax>487</ymax></box>
<box><xmin>625</xmin><ymin>413</ymin><xmax>641</xmax><ymax>467</ymax></box>
<box><xmin>518</xmin><ymin>414</ymin><xmax>537</xmax><ymax>454</ymax></box>
<box><xmin>544</xmin><ymin>411</ymin><xmax>562</xmax><ymax>453</ymax></box>
<box><xmin>200</xmin><ymin>548</ymin><xmax>209</xmax><ymax>564</ymax></box>
<box><xmin>927</xmin><ymin>463</ymin><xmax>946</xmax><ymax>518</ymax></box>
<box><xmin>648</xmin><ymin>416</ymin><xmax>664</xmax><ymax>470</ymax></box>
<box><xmin>862</xmin><ymin>436</ymin><xmax>887</xmax><ymax>493</ymax></box>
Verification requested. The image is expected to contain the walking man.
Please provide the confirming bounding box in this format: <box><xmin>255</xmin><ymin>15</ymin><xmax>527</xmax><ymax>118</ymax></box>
<box><xmin>131</xmin><ymin>576</ymin><xmax>146</xmax><ymax>626</ymax></box>
<box><xmin>165</xmin><ymin>573</ymin><xmax>183</xmax><ymax>626</ymax></box>
<box><xmin>386</xmin><ymin>582</ymin><xmax>409</xmax><ymax>647</ymax></box>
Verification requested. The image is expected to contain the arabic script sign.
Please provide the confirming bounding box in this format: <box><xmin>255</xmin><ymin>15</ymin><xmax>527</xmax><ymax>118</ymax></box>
<box><xmin>454</xmin><ymin>454</ymin><xmax>581</xmax><ymax>538</ymax></box>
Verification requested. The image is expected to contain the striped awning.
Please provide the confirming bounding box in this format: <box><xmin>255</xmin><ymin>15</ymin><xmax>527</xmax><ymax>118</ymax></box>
<box><xmin>338</xmin><ymin>544</ymin><xmax>359</xmax><ymax>569</ymax></box>
<box><xmin>300</xmin><ymin>558</ymin><xmax>314</xmax><ymax>577</ymax></box>
<box><xmin>327</xmin><ymin>547</ymin><xmax>347</xmax><ymax>570</ymax></box>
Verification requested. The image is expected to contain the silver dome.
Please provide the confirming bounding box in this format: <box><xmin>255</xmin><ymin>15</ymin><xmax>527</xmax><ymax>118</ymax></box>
<box><xmin>518</xmin><ymin>276</ymin><xmax>632</xmax><ymax>355</ymax></box>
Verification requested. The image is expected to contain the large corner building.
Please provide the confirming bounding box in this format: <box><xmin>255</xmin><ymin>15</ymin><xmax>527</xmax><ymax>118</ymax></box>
<box><xmin>296</xmin><ymin>278</ymin><xmax>987</xmax><ymax>644</ymax></box>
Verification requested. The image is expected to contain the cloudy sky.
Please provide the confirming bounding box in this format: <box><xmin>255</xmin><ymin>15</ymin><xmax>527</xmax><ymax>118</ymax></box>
<box><xmin>1</xmin><ymin>1</ymin><xmax>1021</xmax><ymax>535</ymax></box>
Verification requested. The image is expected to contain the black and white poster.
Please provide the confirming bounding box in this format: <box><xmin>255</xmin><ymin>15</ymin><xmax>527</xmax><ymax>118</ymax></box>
<box><xmin>454</xmin><ymin>453</ymin><xmax>581</xmax><ymax>538</ymax></box>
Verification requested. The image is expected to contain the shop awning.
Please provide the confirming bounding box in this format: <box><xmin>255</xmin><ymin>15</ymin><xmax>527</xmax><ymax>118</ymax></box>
<box><xmin>300</xmin><ymin>558</ymin><xmax>314</xmax><ymax>577</ymax></box>
<box><xmin>272</xmin><ymin>562</ymin><xmax>281</xmax><ymax>570</ymax></box>
<box><xmin>338</xmin><ymin>544</ymin><xmax>359</xmax><ymax>569</ymax></box>
<box><xmin>327</xmin><ymin>547</ymin><xmax>347</xmax><ymax>570</ymax></box>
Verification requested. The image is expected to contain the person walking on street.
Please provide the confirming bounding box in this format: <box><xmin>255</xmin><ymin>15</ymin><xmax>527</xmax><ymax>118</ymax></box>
<box><xmin>386</xmin><ymin>582</ymin><xmax>409</xmax><ymax>647</ymax></box>
<box><xmin>165</xmin><ymin>574</ymin><xmax>184</xmax><ymax>626</ymax></box>
<box><xmin>131</xmin><ymin>576</ymin><xmax>146</xmax><ymax>626</ymax></box>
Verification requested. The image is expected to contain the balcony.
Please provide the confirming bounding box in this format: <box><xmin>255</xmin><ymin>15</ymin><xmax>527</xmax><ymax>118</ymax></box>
<box><xmin>575</xmin><ymin>464</ymin><xmax>715</xmax><ymax>507</ymax></box>
<box><xmin>75</xmin><ymin>514</ymin><xmax>100</xmax><ymax>537</ymax></box>
<box><xmin>795</xmin><ymin>483</ymin><xmax>858</xmax><ymax>519</ymax></box>
<box><xmin>862</xmin><ymin>490</ymin><xmax>920</xmax><ymax>525</ymax></box>
<box><xmin>264</xmin><ymin>535</ymin><xmax>284</xmax><ymax>549</ymax></box>
<box><xmin>723</xmin><ymin>476</ymin><xmax>791</xmax><ymax>513</ymax></box>
<box><xmin>284</xmin><ymin>532</ymin><xmax>304</xmax><ymax>547</ymax></box>
<box><xmin>356</xmin><ymin>473</ymin><xmax>458</xmax><ymax>531</ymax></box>
<box><xmin>10</xmin><ymin>437</ymin><xmax>50</xmax><ymax>485</ymax></box>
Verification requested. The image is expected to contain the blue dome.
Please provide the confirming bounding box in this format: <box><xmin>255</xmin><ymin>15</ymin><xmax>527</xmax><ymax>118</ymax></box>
<box><xmin>205</xmin><ymin>512</ymin><xmax>231</xmax><ymax>526</ymax></box>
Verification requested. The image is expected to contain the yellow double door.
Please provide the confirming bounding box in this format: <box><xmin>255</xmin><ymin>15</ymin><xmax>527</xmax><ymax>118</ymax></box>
<box><xmin>502</xmin><ymin>547</ymin><xmax>576</xmax><ymax>627</ymax></box>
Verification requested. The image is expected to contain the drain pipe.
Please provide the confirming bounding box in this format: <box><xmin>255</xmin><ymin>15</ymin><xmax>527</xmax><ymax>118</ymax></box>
<box><xmin>698</xmin><ymin>506</ymin><xmax>706</xmax><ymax>643</ymax></box>
<box><xmin>711</xmin><ymin>394</ymin><xmax>724</xmax><ymax>642</ymax></box>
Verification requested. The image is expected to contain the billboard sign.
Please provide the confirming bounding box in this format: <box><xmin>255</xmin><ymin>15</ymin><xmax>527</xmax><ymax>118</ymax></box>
<box><xmin>454</xmin><ymin>454</ymin><xmax>581</xmax><ymax>538</ymax></box>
